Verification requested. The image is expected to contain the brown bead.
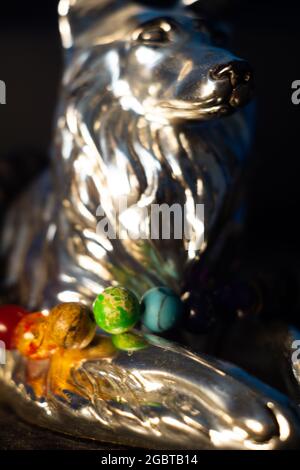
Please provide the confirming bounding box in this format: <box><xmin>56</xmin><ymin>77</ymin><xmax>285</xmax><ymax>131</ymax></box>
<box><xmin>45</xmin><ymin>302</ymin><xmax>96</xmax><ymax>350</ymax></box>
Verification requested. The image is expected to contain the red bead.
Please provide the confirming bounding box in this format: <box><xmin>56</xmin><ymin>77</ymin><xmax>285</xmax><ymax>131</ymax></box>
<box><xmin>0</xmin><ymin>304</ymin><xmax>28</xmax><ymax>349</ymax></box>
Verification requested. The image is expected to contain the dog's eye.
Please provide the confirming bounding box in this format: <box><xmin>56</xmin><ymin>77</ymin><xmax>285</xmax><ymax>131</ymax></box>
<box><xmin>138</xmin><ymin>27</ymin><xmax>170</xmax><ymax>43</ymax></box>
<box><xmin>133</xmin><ymin>19</ymin><xmax>178</xmax><ymax>45</ymax></box>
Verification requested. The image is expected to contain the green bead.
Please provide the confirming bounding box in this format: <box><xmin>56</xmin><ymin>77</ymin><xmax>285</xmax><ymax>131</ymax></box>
<box><xmin>112</xmin><ymin>332</ymin><xmax>148</xmax><ymax>352</ymax></box>
<box><xmin>93</xmin><ymin>286</ymin><xmax>140</xmax><ymax>334</ymax></box>
<box><xmin>141</xmin><ymin>286</ymin><xmax>184</xmax><ymax>333</ymax></box>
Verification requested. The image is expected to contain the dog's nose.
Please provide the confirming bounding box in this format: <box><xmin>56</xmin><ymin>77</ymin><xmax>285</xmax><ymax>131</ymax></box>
<box><xmin>212</xmin><ymin>60</ymin><xmax>252</xmax><ymax>87</ymax></box>
<box><xmin>212</xmin><ymin>60</ymin><xmax>254</xmax><ymax>108</ymax></box>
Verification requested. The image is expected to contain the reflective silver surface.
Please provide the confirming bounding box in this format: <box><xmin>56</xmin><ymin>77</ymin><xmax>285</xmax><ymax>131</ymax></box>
<box><xmin>1</xmin><ymin>0</ymin><xmax>253</xmax><ymax>310</ymax></box>
<box><xmin>1</xmin><ymin>332</ymin><xmax>300</xmax><ymax>449</ymax></box>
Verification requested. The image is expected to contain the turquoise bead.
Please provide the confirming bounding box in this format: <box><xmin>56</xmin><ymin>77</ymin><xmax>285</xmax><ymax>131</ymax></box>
<box><xmin>141</xmin><ymin>287</ymin><xmax>183</xmax><ymax>333</ymax></box>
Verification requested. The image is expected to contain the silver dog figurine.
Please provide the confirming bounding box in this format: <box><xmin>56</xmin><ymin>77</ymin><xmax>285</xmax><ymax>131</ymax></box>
<box><xmin>2</xmin><ymin>0</ymin><xmax>254</xmax><ymax>309</ymax></box>
<box><xmin>1</xmin><ymin>0</ymin><xmax>300</xmax><ymax>450</ymax></box>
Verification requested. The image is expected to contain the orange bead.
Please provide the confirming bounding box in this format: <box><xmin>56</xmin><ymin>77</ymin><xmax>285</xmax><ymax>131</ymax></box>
<box><xmin>12</xmin><ymin>312</ymin><xmax>49</xmax><ymax>359</ymax></box>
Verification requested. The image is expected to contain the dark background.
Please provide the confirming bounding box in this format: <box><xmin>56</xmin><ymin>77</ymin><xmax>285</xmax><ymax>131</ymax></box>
<box><xmin>0</xmin><ymin>0</ymin><xmax>300</xmax><ymax>449</ymax></box>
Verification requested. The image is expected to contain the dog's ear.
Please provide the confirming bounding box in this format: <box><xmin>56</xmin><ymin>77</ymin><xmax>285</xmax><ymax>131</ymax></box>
<box><xmin>58</xmin><ymin>0</ymin><xmax>141</xmax><ymax>50</ymax></box>
<box><xmin>58</xmin><ymin>0</ymin><xmax>119</xmax><ymax>49</ymax></box>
